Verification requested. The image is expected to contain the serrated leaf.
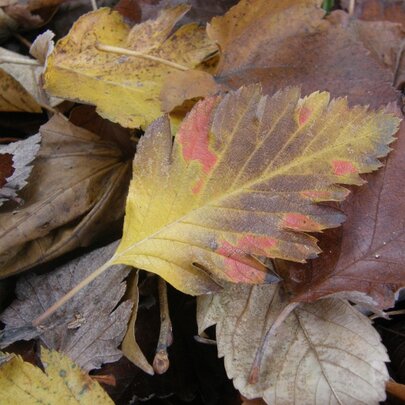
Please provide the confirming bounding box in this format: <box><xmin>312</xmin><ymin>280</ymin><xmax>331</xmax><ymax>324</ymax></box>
<box><xmin>44</xmin><ymin>5</ymin><xmax>217</xmax><ymax>128</ymax></box>
<box><xmin>0</xmin><ymin>242</ymin><xmax>132</xmax><ymax>371</ymax></box>
<box><xmin>0</xmin><ymin>348</ymin><xmax>113</xmax><ymax>404</ymax></box>
<box><xmin>0</xmin><ymin>133</ymin><xmax>41</xmax><ymax>206</ymax></box>
<box><xmin>109</xmin><ymin>85</ymin><xmax>399</xmax><ymax>295</ymax></box>
<box><xmin>197</xmin><ymin>283</ymin><xmax>389</xmax><ymax>404</ymax></box>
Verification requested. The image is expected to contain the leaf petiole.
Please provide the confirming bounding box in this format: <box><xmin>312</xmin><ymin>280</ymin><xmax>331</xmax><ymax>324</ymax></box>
<box><xmin>32</xmin><ymin>259</ymin><xmax>114</xmax><ymax>326</ymax></box>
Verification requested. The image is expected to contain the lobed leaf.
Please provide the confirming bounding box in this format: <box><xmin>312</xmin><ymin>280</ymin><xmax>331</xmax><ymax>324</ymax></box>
<box><xmin>112</xmin><ymin>85</ymin><xmax>399</xmax><ymax>295</ymax></box>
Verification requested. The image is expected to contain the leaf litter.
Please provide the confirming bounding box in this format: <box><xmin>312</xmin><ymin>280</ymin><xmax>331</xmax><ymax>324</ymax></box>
<box><xmin>0</xmin><ymin>0</ymin><xmax>404</xmax><ymax>404</ymax></box>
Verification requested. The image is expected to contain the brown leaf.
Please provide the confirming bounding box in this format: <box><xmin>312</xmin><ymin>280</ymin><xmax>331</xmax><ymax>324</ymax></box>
<box><xmin>197</xmin><ymin>283</ymin><xmax>389</xmax><ymax>404</ymax></box>
<box><xmin>121</xmin><ymin>271</ymin><xmax>154</xmax><ymax>375</ymax></box>
<box><xmin>172</xmin><ymin>0</ymin><xmax>400</xmax><ymax>110</ymax></box>
<box><xmin>0</xmin><ymin>241</ymin><xmax>133</xmax><ymax>371</ymax></box>
<box><xmin>0</xmin><ymin>114</ymin><xmax>132</xmax><ymax>278</ymax></box>
<box><xmin>279</xmin><ymin>117</ymin><xmax>405</xmax><ymax>309</ymax></box>
<box><xmin>341</xmin><ymin>0</ymin><xmax>405</xmax><ymax>28</ymax></box>
<box><xmin>0</xmin><ymin>133</ymin><xmax>41</xmax><ymax>206</ymax></box>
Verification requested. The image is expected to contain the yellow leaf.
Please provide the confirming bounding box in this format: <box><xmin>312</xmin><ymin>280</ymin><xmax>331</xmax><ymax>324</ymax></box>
<box><xmin>108</xmin><ymin>85</ymin><xmax>399</xmax><ymax>295</ymax></box>
<box><xmin>44</xmin><ymin>6</ymin><xmax>217</xmax><ymax>128</ymax></box>
<box><xmin>0</xmin><ymin>348</ymin><xmax>113</xmax><ymax>404</ymax></box>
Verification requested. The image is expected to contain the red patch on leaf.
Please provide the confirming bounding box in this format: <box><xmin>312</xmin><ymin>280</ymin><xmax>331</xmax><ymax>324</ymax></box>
<box><xmin>0</xmin><ymin>153</ymin><xmax>14</xmax><ymax>187</ymax></box>
<box><xmin>298</xmin><ymin>106</ymin><xmax>311</xmax><ymax>126</ymax></box>
<box><xmin>332</xmin><ymin>160</ymin><xmax>357</xmax><ymax>176</ymax></box>
<box><xmin>177</xmin><ymin>96</ymin><xmax>219</xmax><ymax>174</ymax></box>
<box><xmin>216</xmin><ymin>235</ymin><xmax>277</xmax><ymax>283</ymax></box>
<box><xmin>282</xmin><ymin>213</ymin><xmax>323</xmax><ymax>232</ymax></box>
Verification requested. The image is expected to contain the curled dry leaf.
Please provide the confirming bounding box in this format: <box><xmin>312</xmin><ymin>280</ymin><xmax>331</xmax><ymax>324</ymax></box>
<box><xmin>109</xmin><ymin>85</ymin><xmax>398</xmax><ymax>295</ymax></box>
<box><xmin>0</xmin><ymin>348</ymin><xmax>114</xmax><ymax>404</ymax></box>
<box><xmin>0</xmin><ymin>114</ymin><xmax>132</xmax><ymax>278</ymax></box>
<box><xmin>279</xmin><ymin>117</ymin><xmax>405</xmax><ymax>310</ymax></box>
<box><xmin>0</xmin><ymin>133</ymin><xmax>41</xmax><ymax>206</ymax></box>
<box><xmin>167</xmin><ymin>0</ymin><xmax>401</xmax><ymax>110</ymax></box>
<box><xmin>29</xmin><ymin>29</ymin><xmax>55</xmax><ymax>65</ymax></box>
<box><xmin>0</xmin><ymin>241</ymin><xmax>133</xmax><ymax>371</ymax></box>
<box><xmin>121</xmin><ymin>271</ymin><xmax>154</xmax><ymax>375</ymax></box>
<box><xmin>44</xmin><ymin>5</ymin><xmax>217</xmax><ymax>128</ymax></box>
<box><xmin>0</xmin><ymin>46</ymin><xmax>61</xmax><ymax>110</ymax></box>
<box><xmin>197</xmin><ymin>283</ymin><xmax>389</xmax><ymax>405</ymax></box>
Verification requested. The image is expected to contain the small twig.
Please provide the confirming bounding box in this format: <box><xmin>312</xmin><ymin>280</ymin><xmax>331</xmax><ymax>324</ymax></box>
<box><xmin>248</xmin><ymin>302</ymin><xmax>299</xmax><ymax>384</ymax></box>
<box><xmin>370</xmin><ymin>309</ymin><xmax>405</xmax><ymax>321</ymax></box>
<box><xmin>96</xmin><ymin>42</ymin><xmax>189</xmax><ymax>71</ymax></box>
<box><xmin>37</xmin><ymin>101</ymin><xmax>59</xmax><ymax>115</ymax></box>
<box><xmin>153</xmin><ymin>278</ymin><xmax>173</xmax><ymax>375</ymax></box>
<box><xmin>12</xmin><ymin>33</ymin><xmax>32</xmax><ymax>49</ymax></box>
<box><xmin>90</xmin><ymin>0</ymin><xmax>97</xmax><ymax>10</ymax></box>
<box><xmin>0</xmin><ymin>56</ymin><xmax>40</xmax><ymax>66</ymax></box>
<box><xmin>348</xmin><ymin>0</ymin><xmax>355</xmax><ymax>15</ymax></box>
<box><xmin>33</xmin><ymin>260</ymin><xmax>113</xmax><ymax>326</ymax></box>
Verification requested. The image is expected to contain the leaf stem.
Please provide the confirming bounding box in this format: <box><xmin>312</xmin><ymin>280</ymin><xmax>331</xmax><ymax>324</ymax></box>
<box><xmin>248</xmin><ymin>302</ymin><xmax>299</xmax><ymax>384</ymax></box>
<box><xmin>153</xmin><ymin>278</ymin><xmax>173</xmax><ymax>374</ymax></box>
<box><xmin>95</xmin><ymin>43</ymin><xmax>190</xmax><ymax>71</ymax></box>
<box><xmin>0</xmin><ymin>56</ymin><xmax>40</xmax><ymax>66</ymax></box>
<box><xmin>32</xmin><ymin>259</ymin><xmax>113</xmax><ymax>327</ymax></box>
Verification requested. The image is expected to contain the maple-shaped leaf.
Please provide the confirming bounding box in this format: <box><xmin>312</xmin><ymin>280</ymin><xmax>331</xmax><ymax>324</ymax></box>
<box><xmin>279</xmin><ymin>116</ymin><xmax>405</xmax><ymax>309</ymax></box>
<box><xmin>44</xmin><ymin>5</ymin><xmax>217</xmax><ymax>128</ymax></box>
<box><xmin>108</xmin><ymin>85</ymin><xmax>399</xmax><ymax>295</ymax></box>
<box><xmin>0</xmin><ymin>133</ymin><xmax>41</xmax><ymax>206</ymax></box>
<box><xmin>0</xmin><ymin>348</ymin><xmax>113</xmax><ymax>404</ymax></box>
<box><xmin>197</xmin><ymin>283</ymin><xmax>389</xmax><ymax>404</ymax></box>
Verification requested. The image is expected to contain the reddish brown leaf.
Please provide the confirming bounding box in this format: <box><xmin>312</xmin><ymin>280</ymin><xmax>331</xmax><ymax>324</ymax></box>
<box><xmin>279</xmin><ymin>118</ymin><xmax>405</xmax><ymax>309</ymax></box>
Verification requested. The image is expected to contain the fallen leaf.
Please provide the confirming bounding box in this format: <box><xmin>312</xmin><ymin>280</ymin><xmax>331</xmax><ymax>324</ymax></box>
<box><xmin>0</xmin><ymin>67</ymin><xmax>42</xmax><ymax>113</ymax></box>
<box><xmin>0</xmin><ymin>241</ymin><xmax>133</xmax><ymax>371</ymax></box>
<box><xmin>0</xmin><ymin>46</ymin><xmax>61</xmax><ymax>109</ymax></box>
<box><xmin>170</xmin><ymin>0</ymin><xmax>401</xmax><ymax>110</ymax></box>
<box><xmin>29</xmin><ymin>29</ymin><xmax>55</xmax><ymax>65</ymax></box>
<box><xmin>0</xmin><ymin>114</ymin><xmax>132</xmax><ymax>278</ymax></box>
<box><xmin>124</xmin><ymin>0</ymin><xmax>238</xmax><ymax>24</ymax></box>
<box><xmin>0</xmin><ymin>133</ymin><xmax>41</xmax><ymax>206</ymax></box>
<box><xmin>109</xmin><ymin>85</ymin><xmax>398</xmax><ymax>295</ymax></box>
<box><xmin>0</xmin><ymin>348</ymin><xmax>114</xmax><ymax>404</ymax></box>
<box><xmin>280</xmin><ymin>117</ymin><xmax>405</xmax><ymax>309</ymax></box>
<box><xmin>44</xmin><ymin>5</ymin><xmax>217</xmax><ymax>128</ymax></box>
<box><xmin>121</xmin><ymin>271</ymin><xmax>154</xmax><ymax>375</ymax></box>
<box><xmin>197</xmin><ymin>283</ymin><xmax>389</xmax><ymax>404</ymax></box>
<box><xmin>341</xmin><ymin>0</ymin><xmax>405</xmax><ymax>27</ymax></box>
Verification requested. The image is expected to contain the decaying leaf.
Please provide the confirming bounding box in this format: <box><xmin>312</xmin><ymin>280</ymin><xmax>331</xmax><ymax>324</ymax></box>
<box><xmin>0</xmin><ymin>133</ymin><xmax>41</xmax><ymax>206</ymax></box>
<box><xmin>0</xmin><ymin>241</ymin><xmax>133</xmax><ymax>371</ymax></box>
<box><xmin>0</xmin><ymin>46</ymin><xmax>62</xmax><ymax>110</ymax></box>
<box><xmin>29</xmin><ymin>29</ymin><xmax>55</xmax><ymax>65</ymax></box>
<box><xmin>197</xmin><ymin>283</ymin><xmax>389</xmax><ymax>404</ymax></box>
<box><xmin>167</xmin><ymin>0</ymin><xmax>401</xmax><ymax>110</ymax></box>
<box><xmin>279</xmin><ymin>116</ymin><xmax>405</xmax><ymax>309</ymax></box>
<box><xmin>121</xmin><ymin>271</ymin><xmax>154</xmax><ymax>375</ymax></box>
<box><xmin>109</xmin><ymin>85</ymin><xmax>399</xmax><ymax>295</ymax></box>
<box><xmin>0</xmin><ymin>348</ymin><xmax>114</xmax><ymax>404</ymax></box>
<box><xmin>0</xmin><ymin>114</ymin><xmax>132</xmax><ymax>278</ymax></box>
<box><xmin>44</xmin><ymin>5</ymin><xmax>217</xmax><ymax>128</ymax></box>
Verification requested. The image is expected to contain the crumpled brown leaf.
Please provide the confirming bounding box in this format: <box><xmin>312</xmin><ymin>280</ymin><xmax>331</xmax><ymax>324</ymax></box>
<box><xmin>0</xmin><ymin>133</ymin><xmax>40</xmax><ymax>206</ymax></box>
<box><xmin>0</xmin><ymin>241</ymin><xmax>133</xmax><ymax>371</ymax></box>
<box><xmin>0</xmin><ymin>114</ymin><xmax>132</xmax><ymax>278</ymax></box>
<box><xmin>198</xmin><ymin>283</ymin><xmax>389</xmax><ymax>405</ymax></box>
<box><xmin>164</xmin><ymin>0</ymin><xmax>401</xmax><ymax>111</ymax></box>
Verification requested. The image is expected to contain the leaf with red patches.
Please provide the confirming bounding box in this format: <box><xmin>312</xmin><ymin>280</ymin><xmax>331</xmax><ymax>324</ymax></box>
<box><xmin>110</xmin><ymin>85</ymin><xmax>398</xmax><ymax>295</ymax></box>
<box><xmin>0</xmin><ymin>134</ymin><xmax>41</xmax><ymax>207</ymax></box>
